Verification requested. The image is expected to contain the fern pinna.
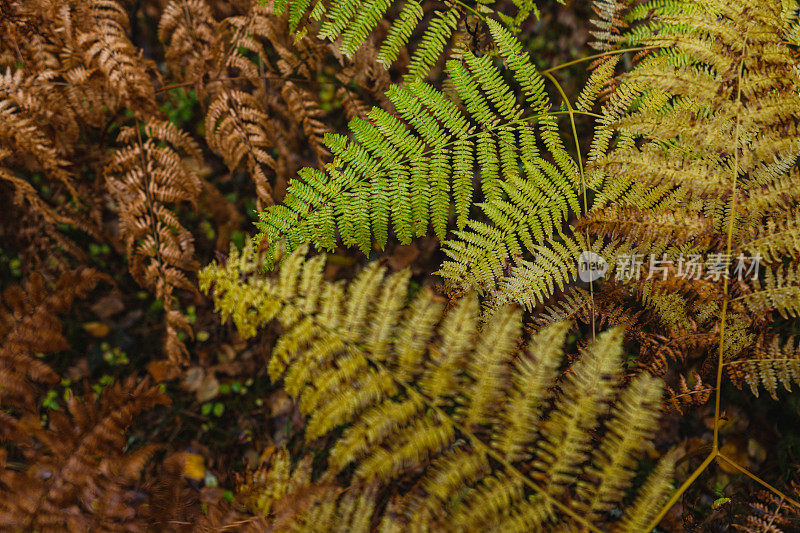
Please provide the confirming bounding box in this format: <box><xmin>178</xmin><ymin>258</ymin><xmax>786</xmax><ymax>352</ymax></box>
<box><xmin>160</xmin><ymin>0</ymin><xmax>395</xmax><ymax>208</ymax></box>
<box><xmin>0</xmin><ymin>270</ymin><xmax>180</xmax><ymax>531</ymax></box>
<box><xmin>200</xmin><ymin>241</ymin><xmax>675</xmax><ymax>531</ymax></box>
<box><xmin>231</xmin><ymin>447</ymin><xmax>381</xmax><ymax>531</ymax></box>
<box><xmin>105</xmin><ymin>119</ymin><xmax>202</xmax><ymax>364</ymax></box>
<box><xmin>577</xmin><ymin>0</ymin><xmax>800</xmax><ymax>399</ymax></box>
<box><xmin>271</xmin><ymin>0</ymin><xmax>548</xmax><ymax>81</ymax></box>
<box><xmin>255</xmin><ymin>21</ymin><xmax>585</xmax><ymax>300</ymax></box>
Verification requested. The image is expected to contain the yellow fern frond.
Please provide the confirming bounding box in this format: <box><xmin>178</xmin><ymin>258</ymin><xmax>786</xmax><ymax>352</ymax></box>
<box><xmin>201</xmin><ymin>241</ymin><xmax>675</xmax><ymax>531</ymax></box>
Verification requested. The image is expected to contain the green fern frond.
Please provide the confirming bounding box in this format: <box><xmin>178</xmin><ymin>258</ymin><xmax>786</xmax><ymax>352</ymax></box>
<box><xmin>272</xmin><ymin>0</ymin><xmax>545</xmax><ymax>80</ymax></box>
<box><xmin>478</xmin><ymin>235</ymin><xmax>582</xmax><ymax>313</ymax></box>
<box><xmin>255</xmin><ymin>22</ymin><xmax>579</xmax><ymax>268</ymax></box>
<box><xmin>475</xmin><ymin>235</ymin><xmax>627</xmax><ymax>313</ymax></box>
<box><xmin>436</xmin><ymin>156</ymin><xmax>581</xmax><ymax>295</ymax></box>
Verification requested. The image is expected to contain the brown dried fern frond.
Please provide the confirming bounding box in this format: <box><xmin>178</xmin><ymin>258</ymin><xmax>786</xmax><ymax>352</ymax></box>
<box><xmin>0</xmin><ymin>269</ymin><xmax>105</xmax><ymax>421</ymax></box>
<box><xmin>280</xmin><ymin>80</ymin><xmax>329</xmax><ymax>166</ymax></box>
<box><xmin>204</xmin><ymin>1</ymin><xmax>332</xmax><ymax>206</ymax></box>
<box><xmin>205</xmin><ymin>88</ymin><xmax>278</xmax><ymax>207</ymax></box>
<box><xmin>105</xmin><ymin>119</ymin><xmax>202</xmax><ymax>364</ymax></box>
<box><xmin>0</xmin><ymin>70</ymin><xmax>75</xmax><ymax>194</ymax></box>
<box><xmin>76</xmin><ymin>0</ymin><xmax>158</xmax><ymax>115</ymax></box>
<box><xmin>734</xmin><ymin>482</ymin><xmax>800</xmax><ymax>533</ymax></box>
<box><xmin>158</xmin><ymin>0</ymin><xmax>218</xmax><ymax>81</ymax></box>
<box><xmin>160</xmin><ymin>0</ymin><xmax>391</xmax><ymax>208</ymax></box>
<box><xmin>0</xmin><ymin>378</ymin><xmax>170</xmax><ymax>532</ymax></box>
<box><xmin>665</xmin><ymin>372</ymin><xmax>714</xmax><ymax>415</ymax></box>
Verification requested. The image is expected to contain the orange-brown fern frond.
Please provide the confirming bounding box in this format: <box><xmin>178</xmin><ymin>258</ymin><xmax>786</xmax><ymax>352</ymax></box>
<box><xmin>105</xmin><ymin>119</ymin><xmax>202</xmax><ymax>364</ymax></box>
<box><xmin>0</xmin><ymin>377</ymin><xmax>170</xmax><ymax>531</ymax></box>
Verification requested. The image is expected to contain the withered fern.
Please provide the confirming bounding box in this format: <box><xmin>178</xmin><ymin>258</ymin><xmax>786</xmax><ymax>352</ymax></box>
<box><xmin>580</xmin><ymin>0</ymin><xmax>800</xmax><ymax>398</ymax></box>
<box><xmin>105</xmin><ymin>119</ymin><xmax>202</xmax><ymax>364</ymax></box>
<box><xmin>200</xmin><ymin>241</ymin><xmax>676</xmax><ymax>531</ymax></box>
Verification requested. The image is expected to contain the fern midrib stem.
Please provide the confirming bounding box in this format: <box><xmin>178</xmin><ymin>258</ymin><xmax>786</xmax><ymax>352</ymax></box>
<box><xmin>540</xmin><ymin>46</ymin><xmax>660</xmax><ymax>75</ymax></box>
<box><xmin>283</xmin><ymin>296</ymin><xmax>602</xmax><ymax>531</ymax></box>
<box><xmin>369</xmin><ymin>357</ymin><xmax>604</xmax><ymax>533</ymax></box>
<box><xmin>645</xmin><ymin>31</ymin><xmax>750</xmax><ymax>531</ymax></box>
<box><xmin>542</xmin><ymin>71</ymin><xmax>595</xmax><ymax>341</ymax></box>
<box><xmin>716</xmin><ymin>453</ymin><xmax>800</xmax><ymax>510</ymax></box>
<box><xmin>133</xmin><ymin>119</ymin><xmax>173</xmax><ymax>305</ymax></box>
<box><xmin>713</xmin><ymin>43</ymin><xmax>747</xmax><ymax>454</ymax></box>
